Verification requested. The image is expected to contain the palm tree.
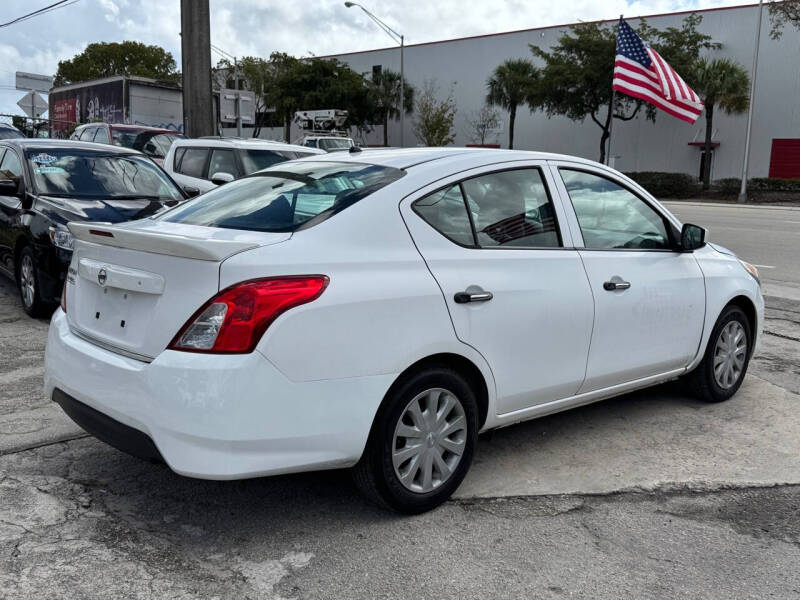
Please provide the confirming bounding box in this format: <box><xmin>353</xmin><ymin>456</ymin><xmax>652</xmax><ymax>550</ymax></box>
<box><xmin>692</xmin><ymin>57</ymin><xmax>750</xmax><ymax>190</ymax></box>
<box><xmin>371</xmin><ymin>69</ymin><xmax>415</xmax><ymax>147</ymax></box>
<box><xmin>486</xmin><ymin>59</ymin><xmax>539</xmax><ymax>149</ymax></box>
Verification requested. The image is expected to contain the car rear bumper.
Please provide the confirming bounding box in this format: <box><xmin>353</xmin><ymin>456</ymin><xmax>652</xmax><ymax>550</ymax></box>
<box><xmin>45</xmin><ymin>309</ymin><xmax>393</xmax><ymax>480</ymax></box>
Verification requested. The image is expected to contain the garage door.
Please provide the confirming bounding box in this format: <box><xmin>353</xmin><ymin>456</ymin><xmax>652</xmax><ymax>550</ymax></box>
<box><xmin>769</xmin><ymin>139</ymin><xmax>800</xmax><ymax>178</ymax></box>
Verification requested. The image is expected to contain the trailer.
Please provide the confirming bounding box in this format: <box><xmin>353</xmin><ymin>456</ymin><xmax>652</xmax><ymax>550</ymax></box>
<box><xmin>48</xmin><ymin>76</ymin><xmax>184</xmax><ymax>137</ymax></box>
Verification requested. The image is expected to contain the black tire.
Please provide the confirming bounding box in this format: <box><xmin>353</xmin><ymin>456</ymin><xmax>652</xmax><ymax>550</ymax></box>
<box><xmin>17</xmin><ymin>246</ymin><xmax>45</xmax><ymax>318</ymax></box>
<box><xmin>353</xmin><ymin>367</ymin><xmax>479</xmax><ymax>514</ymax></box>
<box><xmin>686</xmin><ymin>305</ymin><xmax>752</xmax><ymax>403</ymax></box>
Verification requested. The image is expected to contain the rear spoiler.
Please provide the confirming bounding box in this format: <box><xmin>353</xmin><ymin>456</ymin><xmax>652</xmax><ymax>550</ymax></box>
<box><xmin>67</xmin><ymin>222</ymin><xmax>260</xmax><ymax>262</ymax></box>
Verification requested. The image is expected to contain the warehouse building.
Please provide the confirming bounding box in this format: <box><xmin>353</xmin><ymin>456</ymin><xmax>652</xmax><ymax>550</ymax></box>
<box><xmin>321</xmin><ymin>3</ymin><xmax>800</xmax><ymax>180</ymax></box>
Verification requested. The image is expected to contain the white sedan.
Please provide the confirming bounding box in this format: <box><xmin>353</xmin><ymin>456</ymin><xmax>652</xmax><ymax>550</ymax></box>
<box><xmin>44</xmin><ymin>148</ymin><xmax>763</xmax><ymax>513</ymax></box>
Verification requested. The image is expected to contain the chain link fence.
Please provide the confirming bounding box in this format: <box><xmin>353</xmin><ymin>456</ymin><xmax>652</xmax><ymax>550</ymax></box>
<box><xmin>0</xmin><ymin>114</ymin><xmax>79</xmax><ymax>139</ymax></box>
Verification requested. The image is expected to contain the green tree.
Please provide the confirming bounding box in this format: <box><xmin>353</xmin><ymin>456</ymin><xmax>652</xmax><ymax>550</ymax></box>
<box><xmin>486</xmin><ymin>58</ymin><xmax>538</xmax><ymax>149</ymax></box>
<box><xmin>529</xmin><ymin>16</ymin><xmax>715</xmax><ymax>163</ymax></box>
<box><xmin>413</xmin><ymin>80</ymin><xmax>457</xmax><ymax>146</ymax></box>
<box><xmin>370</xmin><ymin>69</ymin><xmax>415</xmax><ymax>146</ymax></box>
<box><xmin>54</xmin><ymin>41</ymin><xmax>179</xmax><ymax>86</ymax></box>
<box><xmin>692</xmin><ymin>57</ymin><xmax>750</xmax><ymax>190</ymax></box>
<box><xmin>768</xmin><ymin>0</ymin><xmax>800</xmax><ymax>39</ymax></box>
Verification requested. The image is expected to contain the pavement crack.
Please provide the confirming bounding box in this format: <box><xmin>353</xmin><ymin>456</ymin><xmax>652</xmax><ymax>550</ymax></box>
<box><xmin>0</xmin><ymin>433</ymin><xmax>91</xmax><ymax>456</ymax></box>
<box><xmin>764</xmin><ymin>329</ymin><xmax>800</xmax><ymax>342</ymax></box>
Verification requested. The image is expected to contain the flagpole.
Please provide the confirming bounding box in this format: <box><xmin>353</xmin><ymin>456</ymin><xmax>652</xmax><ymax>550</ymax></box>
<box><xmin>738</xmin><ymin>0</ymin><xmax>763</xmax><ymax>204</ymax></box>
<box><xmin>606</xmin><ymin>15</ymin><xmax>623</xmax><ymax>167</ymax></box>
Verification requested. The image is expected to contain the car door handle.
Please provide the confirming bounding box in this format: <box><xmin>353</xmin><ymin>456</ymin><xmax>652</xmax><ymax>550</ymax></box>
<box><xmin>454</xmin><ymin>291</ymin><xmax>493</xmax><ymax>304</ymax></box>
<box><xmin>603</xmin><ymin>280</ymin><xmax>631</xmax><ymax>291</ymax></box>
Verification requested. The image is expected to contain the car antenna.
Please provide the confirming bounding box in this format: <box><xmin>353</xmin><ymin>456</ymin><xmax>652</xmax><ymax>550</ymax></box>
<box><xmin>349</xmin><ymin>145</ymin><xmax>362</xmax><ymax>154</ymax></box>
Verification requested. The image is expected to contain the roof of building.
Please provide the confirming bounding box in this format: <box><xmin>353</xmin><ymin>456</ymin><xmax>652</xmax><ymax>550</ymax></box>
<box><xmin>321</xmin><ymin>2</ymin><xmax>760</xmax><ymax>58</ymax></box>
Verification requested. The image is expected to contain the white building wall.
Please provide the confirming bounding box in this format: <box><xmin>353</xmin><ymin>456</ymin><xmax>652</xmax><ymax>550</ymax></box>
<box><xmin>314</xmin><ymin>4</ymin><xmax>800</xmax><ymax>179</ymax></box>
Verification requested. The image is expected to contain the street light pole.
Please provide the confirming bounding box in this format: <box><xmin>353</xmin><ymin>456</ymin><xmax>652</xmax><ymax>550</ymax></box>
<box><xmin>738</xmin><ymin>0</ymin><xmax>764</xmax><ymax>204</ymax></box>
<box><xmin>344</xmin><ymin>2</ymin><xmax>405</xmax><ymax>147</ymax></box>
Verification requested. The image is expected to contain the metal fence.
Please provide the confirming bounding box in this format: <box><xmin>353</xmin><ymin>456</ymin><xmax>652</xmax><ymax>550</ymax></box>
<box><xmin>0</xmin><ymin>114</ymin><xmax>79</xmax><ymax>139</ymax></box>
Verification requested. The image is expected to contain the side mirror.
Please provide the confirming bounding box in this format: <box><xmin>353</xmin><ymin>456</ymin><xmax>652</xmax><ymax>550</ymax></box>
<box><xmin>183</xmin><ymin>185</ymin><xmax>201</xmax><ymax>198</ymax></box>
<box><xmin>680</xmin><ymin>223</ymin><xmax>706</xmax><ymax>252</ymax></box>
<box><xmin>210</xmin><ymin>172</ymin><xmax>235</xmax><ymax>186</ymax></box>
<box><xmin>0</xmin><ymin>178</ymin><xmax>19</xmax><ymax>197</ymax></box>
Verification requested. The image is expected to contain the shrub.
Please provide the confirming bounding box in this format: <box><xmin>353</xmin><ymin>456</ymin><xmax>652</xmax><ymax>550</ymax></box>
<box><xmin>623</xmin><ymin>172</ymin><xmax>700</xmax><ymax>198</ymax></box>
<box><xmin>750</xmin><ymin>177</ymin><xmax>800</xmax><ymax>192</ymax></box>
<box><xmin>712</xmin><ymin>178</ymin><xmax>741</xmax><ymax>195</ymax></box>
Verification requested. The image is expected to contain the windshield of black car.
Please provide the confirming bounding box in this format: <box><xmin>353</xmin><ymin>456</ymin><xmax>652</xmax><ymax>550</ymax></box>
<box><xmin>27</xmin><ymin>150</ymin><xmax>184</xmax><ymax>200</ymax></box>
<box><xmin>161</xmin><ymin>161</ymin><xmax>404</xmax><ymax>232</ymax></box>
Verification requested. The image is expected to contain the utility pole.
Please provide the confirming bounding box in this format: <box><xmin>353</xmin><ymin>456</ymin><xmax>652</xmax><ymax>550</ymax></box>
<box><xmin>180</xmin><ymin>0</ymin><xmax>214</xmax><ymax>137</ymax></box>
<box><xmin>738</xmin><ymin>0</ymin><xmax>764</xmax><ymax>204</ymax></box>
<box><xmin>234</xmin><ymin>57</ymin><xmax>242</xmax><ymax>138</ymax></box>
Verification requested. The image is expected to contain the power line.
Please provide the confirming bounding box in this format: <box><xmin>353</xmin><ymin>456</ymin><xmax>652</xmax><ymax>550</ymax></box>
<box><xmin>0</xmin><ymin>0</ymin><xmax>81</xmax><ymax>29</ymax></box>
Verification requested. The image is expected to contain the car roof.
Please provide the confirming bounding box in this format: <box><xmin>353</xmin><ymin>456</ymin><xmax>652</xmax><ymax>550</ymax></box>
<box><xmin>297</xmin><ymin>147</ymin><xmax>600</xmax><ymax>170</ymax></box>
<box><xmin>76</xmin><ymin>123</ymin><xmax>181</xmax><ymax>134</ymax></box>
<box><xmin>0</xmin><ymin>138</ymin><xmax>141</xmax><ymax>155</ymax></box>
<box><xmin>172</xmin><ymin>137</ymin><xmax>325</xmax><ymax>154</ymax></box>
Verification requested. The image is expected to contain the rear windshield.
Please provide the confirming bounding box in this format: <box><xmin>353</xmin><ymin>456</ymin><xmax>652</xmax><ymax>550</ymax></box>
<box><xmin>319</xmin><ymin>138</ymin><xmax>352</xmax><ymax>150</ymax></box>
<box><xmin>161</xmin><ymin>161</ymin><xmax>404</xmax><ymax>232</ymax></box>
<box><xmin>27</xmin><ymin>150</ymin><xmax>184</xmax><ymax>200</ymax></box>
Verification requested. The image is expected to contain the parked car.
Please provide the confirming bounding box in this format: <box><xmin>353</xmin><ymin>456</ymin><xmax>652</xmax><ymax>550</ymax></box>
<box><xmin>71</xmin><ymin>123</ymin><xmax>184</xmax><ymax>166</ymax></box>
<box><xmin>301</xmin><ymin>135</ymin><xmax>355</xmax><ymax>152</ymax></box>
<box><xmin>0</xmin><ymin>139</ymin><xmax>187</xmax><ymax>317</ymax></box>
<box><xmin>0</xmin><ymin>123</ymin><xmax>26</xmax><ymax>140</ymax></box>
<box><xmin>45</xmin><ymin>148</ymin><xmax>763</xmax><ymax>513</ymax></box>
<box><xmin>163</xmin><ymin>138</ymin><xmax>325</xmax><ymax>194</ymax></box>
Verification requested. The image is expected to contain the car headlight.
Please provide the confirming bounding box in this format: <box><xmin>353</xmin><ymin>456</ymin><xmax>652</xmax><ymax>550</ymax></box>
<box><xmin>48</xmin><ymin>226</ymin><xmax>74</xmax><ymax>251</ymax></box>
<box><xmin>739</xmin><ymin>259</ymin><xmax>760</xmax><ymax>286</ymax></box>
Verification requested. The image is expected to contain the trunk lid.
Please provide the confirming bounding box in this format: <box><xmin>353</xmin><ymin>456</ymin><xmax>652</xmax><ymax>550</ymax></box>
<box><xmin>65</xmin><ymin>220</ymin><xmax>290</xmax><ymax>360</ymax></box>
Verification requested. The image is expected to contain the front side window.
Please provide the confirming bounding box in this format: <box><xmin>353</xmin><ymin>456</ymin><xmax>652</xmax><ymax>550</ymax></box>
<box><xmin>178</xmin><ymin>148</ymin><xmax>208</xmax><ymax>178</ymax></box>
<box><xmin>162</xmin><ymin>161</ymin><xmax>404</xmax><ymax>233</ymax></box>
<box><xmin>93</xmin><ymin>126</ymin><xmax>110</xmax><ymax>144</ymax></box>
<box><xmin>27</xmin><ymin>150</ymin><xmax>183</xmax><ymax>200</ymax></box>
<box><xmin>208</xmin><ymin>149</ymin><xmax>238</xmax><ymax>177</ymax></box>
<box><xmin>560</xmin><ymin>169</ymin><xmax>670</xmax><ymax>250</ymax></box>
<box><xmin>0</xmin><ymin>149</ymin><xmax>23</xmax><ymax>180</ymax></box>
<box><xmin>239</xmin><ymin>149</ymin><xmax>291</xmax><ymax>175</ymax></box>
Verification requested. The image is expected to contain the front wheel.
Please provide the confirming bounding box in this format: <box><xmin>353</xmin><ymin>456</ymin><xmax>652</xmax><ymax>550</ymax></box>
<box><xmin>17</xmin><ymin>247</ymin><xmax>45</xmax><ymax>318</ymax></box>
<box><xmin>353</xmin><ymin>367</ymin><xmax>478</xmax><ymax>513</ymax></box>
<box><xmin>686</xmin><ymin>305</ymin><xmax>752</xmax><ymax>403</ymax></box>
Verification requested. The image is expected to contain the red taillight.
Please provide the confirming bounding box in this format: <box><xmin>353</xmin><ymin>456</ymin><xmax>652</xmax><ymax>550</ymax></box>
<box><xmin>168</xmin><ymin>276</ymin><xmax>329</xmax><ymax>354</ymax></box>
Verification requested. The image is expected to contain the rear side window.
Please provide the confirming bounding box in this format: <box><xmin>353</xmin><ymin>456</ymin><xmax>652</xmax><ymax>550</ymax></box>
<box><xmin>412</xmin><ymin>168</ymin><xmax>561</xmax><ymax>248</ymax></box>
<box><xmin>178</xmin><ymin>148</ymin><xmax>208</xmax><ymax>178</ymax></box>
<box><xmin>162</xmin><ymin>161</ymin><xmax>404</xmax><ymax>232</ymax></box>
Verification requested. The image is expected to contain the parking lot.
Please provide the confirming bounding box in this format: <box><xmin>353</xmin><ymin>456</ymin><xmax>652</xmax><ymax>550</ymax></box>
<box><xmin>1</xmin><ymin>203</ymin><xmax>799</xmax><ymax>599</ymax></box>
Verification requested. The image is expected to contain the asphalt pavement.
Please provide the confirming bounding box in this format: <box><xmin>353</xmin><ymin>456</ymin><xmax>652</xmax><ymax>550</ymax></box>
<box><xmin>1</xmin><ymin>202</ymin><xmax>799</xmax><ymax>599</ymax></box>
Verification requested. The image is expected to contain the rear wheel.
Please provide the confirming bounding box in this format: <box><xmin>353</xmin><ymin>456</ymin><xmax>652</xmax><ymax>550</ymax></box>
<box><xmin>353</xmin><ymin>367</ymin><xmax>478</xmax><ymax>513</ymax></box>
<box><xmin>686</xmin><ymin>305</ymin><xmax>752</xmax><ymax>403</ymax></box>
<box><xmin>17</xmin><ymin>247</ymin><xmax>45</xmax><ymax>318</ymax></box>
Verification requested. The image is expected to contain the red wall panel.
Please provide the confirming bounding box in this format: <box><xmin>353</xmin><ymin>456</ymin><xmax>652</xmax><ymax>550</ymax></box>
<box><xmin>769</xmin><ymin>139</ymin><xmax>800</xmax><ymax>178</ymax></box>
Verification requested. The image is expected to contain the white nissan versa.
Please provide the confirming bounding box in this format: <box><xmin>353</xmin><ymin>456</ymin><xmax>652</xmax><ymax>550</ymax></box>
<box><xmin>44</xmin><ymin>148</ymin><xmax>763</xmax><ymax>513</ymax></box>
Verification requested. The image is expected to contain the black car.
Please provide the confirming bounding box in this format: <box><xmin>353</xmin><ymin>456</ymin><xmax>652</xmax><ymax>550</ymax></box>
<box><xmin>0</xmin><ymin>139</ymin><xmax>187</xmax><ymax>317</ymax></box>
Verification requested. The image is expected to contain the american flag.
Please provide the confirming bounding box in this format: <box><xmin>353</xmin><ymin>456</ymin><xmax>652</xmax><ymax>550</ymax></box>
<box><xmin>612</xmin><ymin>18</ymin><xmax>704</xmax><ymax>124</ymax></box>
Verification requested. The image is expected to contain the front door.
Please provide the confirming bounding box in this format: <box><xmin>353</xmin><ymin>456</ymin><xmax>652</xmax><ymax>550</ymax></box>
<box><xmin>401</xmin><ymin>163</ymin><xmax>595</xmax><ymax>416</ymax></box>
<box><xmin>554</xmin><ymin>164</ymin><xmax>706</xmax><ymax>392</ymax></box>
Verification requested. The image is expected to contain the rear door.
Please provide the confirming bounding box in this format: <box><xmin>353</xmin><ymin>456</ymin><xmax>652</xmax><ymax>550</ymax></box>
<box><xmin>551</xmin><ymin>162</ymin><xmax>705</xmax><ymax>392</ymax></box>
<box><xmin>400</xmin><ymin>162</ymin><xmax>594</xmax><ymax>416</ymax></box>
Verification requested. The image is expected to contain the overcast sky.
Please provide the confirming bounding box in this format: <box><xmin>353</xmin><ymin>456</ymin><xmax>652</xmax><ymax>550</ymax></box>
<box><xmin>1</xmin><ymin>0</ymin><xmax>746</xmax><ymax>116</ymax></box>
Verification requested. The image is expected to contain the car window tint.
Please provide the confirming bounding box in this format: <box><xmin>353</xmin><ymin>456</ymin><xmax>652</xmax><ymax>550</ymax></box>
<box><xmin>0</xmin><ymin>149</ymin><xmax>23</xmax><ymax>179</ymax></box>
<box><xmin>93</xmin><ymin>127</ymin><xmax>110</xmax><ymax>144</ymax></box>
<box><xmin>208</xmin><ymin>149</ymin><xmax>238</xmax><ymax>178</ymax></box>
<box><xmin>173</xmin><ymin>147</ymin><xmax>186</xmax><ymax>171</ymax></box>
<box><xmin>560</xmin><ymin>169</ymin><xmax>670</xmax><ymax>250</ymax></box>
<box><xmin>178</xmin><ymin>148</ymin><xmax>208</xmax><ymax>178</ymax></box>
<box><xmin>413</xmin><ymin>185</ymin><xmax>475</xmax><ymax>246</ymax></box>
<box><xmin>461</xmin><ymin>169</ymin><xmax>560</xmax><ymax>248</ymax></box>
<box><xmin>239</xmin><ymin>149</ymin><xmax>289</xmax><ymax>175</ymax></box>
